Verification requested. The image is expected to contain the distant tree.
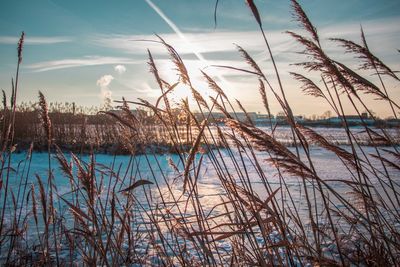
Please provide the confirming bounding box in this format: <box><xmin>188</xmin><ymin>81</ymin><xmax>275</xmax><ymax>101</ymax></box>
<box><xmin>321</xmin><ymin>110</ymin><xmax>332</xmax><ymax>119</ymax></box>
<box><xmin>311</xmin><ymin>114</ymin><xmax>317</xmax><ymax>121</ymax></box>
<box><xmin>369</xmin><ymin>110</ymin><xmax>377</xmax><ymax>119</ymax></box>
<box><xmin>102</xmin><ymin>97</ymin><xmax>113</xmax><ymax>111</ymax></box>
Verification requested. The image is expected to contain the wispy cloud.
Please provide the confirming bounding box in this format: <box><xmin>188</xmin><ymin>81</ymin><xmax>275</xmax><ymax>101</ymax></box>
<box><xmin>92</xmin><ymin>31</ymin><xmax>268</xmax><ymax>55</ymax></box>
<box><xmin>0</xmin><ymin>35</ymin><xmax>73</xmax><ymax>45</ymax></box>
<box><xmin>145</xmin><ymin>0</ymin><xmax>208</xmax><ymax>64</ymax></box>
<box><xmin>26</xmin><ymin>56</ymin><xmax>140</xmax><ymax>72</ymax></box>
<box><xmin>135</xmin><ymin>82</ymin><xmax>160</xmax><ymax>98</ymax></box>
<box><xmin>92</xmin><ymin>16</ymin><xmax>400</xmax><ymax>60</ymax></box>
<box><xmin>146</xmin><ymin>0</ymin><xmax>239</xmax><ymax>89</ymax></box>
<box><xmin>90</xmin><ymin>15</ymin><xmax>400</xmax><ymax>101</ymax></box>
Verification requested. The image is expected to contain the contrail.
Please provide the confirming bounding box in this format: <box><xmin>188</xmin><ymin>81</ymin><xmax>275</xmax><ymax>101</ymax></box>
<box><xmin>144</xmin><ymin>0</ymin><xmax>207</xmax><ymax>64</ymax></box>
<box><xmin>144</xmin><ymin>0</ymin><xmax>229</xmax><ymax>86</ymax></box>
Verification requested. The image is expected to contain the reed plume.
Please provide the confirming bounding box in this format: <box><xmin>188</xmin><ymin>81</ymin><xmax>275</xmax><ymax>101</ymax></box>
<box><xmin>2</xmin><ymin>90</ymin><xmax>6</xmax><ymax>110</ymax></box>
<box><xmin>257</xmin><ymin>79</ymin><xmax>267</xmax><ymax>110</ymax></box>
<box><xmin>235</xmin><ymin>99</ymin><xmax>254</xmax><ymax>126</ymax></box>
<box><xmin>245</xmin><ymin>0</ymin><xmax>262</xmax><ymax>28</ymax></box>
<box><xmin>191</xmin><ymin>88</ymin><xmax>209</xmax><ymax>110</ymax></box>
<box><xmin>334</xmin><ymin>60</ymin><xmax>388</xmax><ymax>100</ymax></box>
<box><xmin>290</xmin><ymin>72</ymin><xmax>325</xmax><ymax>98</ymax></box>
<box><xmin>157</xmin><ymin>35</ymin><xmax>191</xmax><ymax>86</ymax></box>
<box><xmin>290</xmin><ymin>0</ymin><xmax>319</xmax><ymax>45</ymax></box>
<box><xmin>287</xmin><ymin>31</ymin><xmax>358</xmax><ymax>96</ymax></box>
<box><xmin>147</xmin><ymin>49</ymin><xmax>163</xmax><ymax>90</ymax></box>
<box><xmin>235</xmin><ymin>44</ymin><xmax>265</xmax><ymax>79</ymax></box>
<box><xmin>298</xmin><ymin>125</ymin><xmax>358</xmax><ymax>170</ymax></box>
<box><xmin>331</xmin><ymin>36</ymin><xmax>400</xmax><ymax>81</ymax></box>
<box><xmin>209</xmin><ymin>96</ymin><xmax>232</xmax><ymax>119</ymax></box>
<box><xmin>17</xmin><ymin>32</ymin><xmax>24</xmax><ymax>64</ymax></box>
<box><xmin>226</xmin><ymin>119</ymin><xmax>316</xmax><ymax>179</ymax></box>
<box><xmin>38</xmin><ymin>91</ymin><xmax>52</xmax><ymax>144</ymax></box>
<box><xmin>201</xmin><ymin>71</ymin><xmax>227</xmax><ymax>99</ymax></box>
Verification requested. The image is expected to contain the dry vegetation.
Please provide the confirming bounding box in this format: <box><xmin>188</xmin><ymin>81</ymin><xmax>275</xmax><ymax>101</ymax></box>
<box><xmin>0</xmin><ymin>0</ymin><xmax>399</xmax><ymax>266</ymax></box>
<box><xmin>5</xmin><ymin>101</ymin><xmax>199</xmax><ymax>154</ymax></box>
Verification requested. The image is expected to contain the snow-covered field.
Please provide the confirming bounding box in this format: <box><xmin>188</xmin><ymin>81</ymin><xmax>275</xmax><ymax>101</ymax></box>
<box><xmin>2</xmin><ymin>127</ymin><xmax>399</xmax><ymax>264</ymax></box>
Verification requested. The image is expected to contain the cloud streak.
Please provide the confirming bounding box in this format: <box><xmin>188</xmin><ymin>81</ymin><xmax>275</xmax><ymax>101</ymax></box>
<box><xmin>26</xmin><ymin>56</ymin><xmax>140</xmax><ymax>72</ymax></box>
<box><xmin>90</xmin><ymin>15</ymin><xmax>400</xmax><ymax>92</ymax></box>
<box><xmin>92</xmin><ymin>16</ymin><xmax>400</xmax><ymax>60</ymax></box>
<box><xmin>145</xmin><ymin>0</ymin><xmax>207</xmax><ymax>64</ymax></box>
<box><xmin>0</xmin><ymin>35</ymin><xmax>73</xmax><ymax>45</ymax></box>
<box><xmin>145</xmin><ymin>0</ymin><xmax>233</xmax><ymax>89</ymax></box>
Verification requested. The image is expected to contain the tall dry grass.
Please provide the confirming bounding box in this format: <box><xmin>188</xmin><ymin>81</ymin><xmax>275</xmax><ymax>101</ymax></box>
<box><xmin>0</xmin><ymin>1</ymin><xmax>399</xmax><ymax>266</ymax></box>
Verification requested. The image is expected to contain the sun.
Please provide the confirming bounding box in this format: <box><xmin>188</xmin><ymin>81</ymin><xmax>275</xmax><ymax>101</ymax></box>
<box><xmin>157</xmin><ymin>58</ymin><xmax>218</xmax><ymax>108</ymax></box>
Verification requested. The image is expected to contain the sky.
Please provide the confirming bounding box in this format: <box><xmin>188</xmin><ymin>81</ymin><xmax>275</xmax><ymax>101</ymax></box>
<box><xmin>0</xmin><ymin>0</ymin><xmax>399</xmax><ymax>117</ymax></box>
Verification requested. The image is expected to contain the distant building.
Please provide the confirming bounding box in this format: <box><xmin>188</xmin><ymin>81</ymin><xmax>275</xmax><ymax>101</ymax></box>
<box><xmin>276</xmin><ymin>112</ymin><xmax>286</xmax><ymax>122</ymax></box>
<box><xmin>210</xmin><ymin>112</ymin><xmax>226</xmax><ymax>120</ymax></box>
<box><xmin>328</xmin><ymin>115</ymin><xmax>373</xmax><ymax>125</ymax></box>
<box><xmin>193</xmin><ymin>112</ymin><xmax>225</xmax><ymax>122</ymax></box>
<box><xmin>361</xmin><ymin>112</ymin><xmax>368</xmax><ymax>119</ymax></box>
<box><xmin>294</xmin><ymin>115</ymin><xmax>304</xmax><ymax>122</ymax></box>
<box><xmin>254</xmin><ymin>113</ymin><xmax>274</xmax><ymax>124</ymax></box>
<box><xmin>257</xmin><ymin>114</ymin><xmax>274</xmax><ymax>120</ymax></box>
<box><xmin>274</xmin><ymin>112</ymin><xmax>305</xmax><ymax>123</ymax></box>
<box><xmin>109</xmin><ymin>109</ymin><xmax>148</xmax><ymax>117</ymax></box>
<box><xmin>229</xmin><ymin>112</ymin><xmax>257</xmax><ymax>123</ymax></box>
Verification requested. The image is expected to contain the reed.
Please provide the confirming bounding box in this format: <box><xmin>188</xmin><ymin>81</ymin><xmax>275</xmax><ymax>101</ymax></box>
<box><xmin>0</xmin><ymin>1</ymin><xmax>399</xmax><ymax>266</ymax></box>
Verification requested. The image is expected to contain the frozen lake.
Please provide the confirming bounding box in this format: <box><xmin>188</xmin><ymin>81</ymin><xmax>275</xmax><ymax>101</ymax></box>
<box><xmin>1</xmin><ymin>126</ymin><xmax>399</xmax><ymax>264</ymax></box>
<box><xmin>4</xmin><ymin>126</ymin><xmax>399</xmax><ymax>219</ymax></box>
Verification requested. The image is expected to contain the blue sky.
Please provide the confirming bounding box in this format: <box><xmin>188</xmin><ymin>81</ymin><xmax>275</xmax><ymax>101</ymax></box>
<box><xmin>0</xmin><ymin>0</ymin><xmax>399</xmax><ymax>117</ymax></box>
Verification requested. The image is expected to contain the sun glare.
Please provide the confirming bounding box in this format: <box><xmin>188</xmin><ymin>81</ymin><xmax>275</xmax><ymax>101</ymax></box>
<box><xmin>158</xmin><ymin>58</ymin><xmax>217</xmax><ymax>107</ymax></box>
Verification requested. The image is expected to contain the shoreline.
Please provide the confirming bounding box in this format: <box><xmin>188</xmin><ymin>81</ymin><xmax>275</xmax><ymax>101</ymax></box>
<box><xmin>10</xmin><ymin>140</ymin><xmax>399</xmax><ymax>155</ymax></box>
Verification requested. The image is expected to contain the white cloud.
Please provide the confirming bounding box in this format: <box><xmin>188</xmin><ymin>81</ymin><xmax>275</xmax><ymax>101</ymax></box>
<box><xmin>97</xmin><ymin>74</ymin><xmax>114</xmax><ymax>100</ymax></box>
<box><xmin>26</xmin><ymin>56</ymin><xmax>139</xmax><ymax>72</ymax></box>
<box><xmin>0</xmin><ymin>35</ymin><xmax>73</xmax><ymax>45</ymax></box>
<box><xmin>97</xmin><ymin>74</ymin><xmax>114</xmax><ymax>87</ymax></box>
<box><xmin>114</xmin><ymin>64</ymin><xmax>126</xmax><ymax>74</ymax></box>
